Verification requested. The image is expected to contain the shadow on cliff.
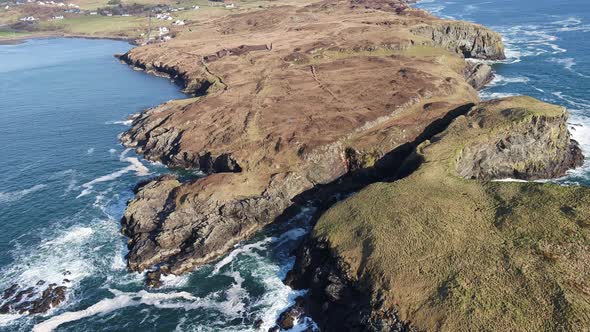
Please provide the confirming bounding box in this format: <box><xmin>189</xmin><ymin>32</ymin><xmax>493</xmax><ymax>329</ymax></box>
<box><xmin>261</xmin><ymin>102</ymin><xmax>475</xmax><ymax>331</ymax></box>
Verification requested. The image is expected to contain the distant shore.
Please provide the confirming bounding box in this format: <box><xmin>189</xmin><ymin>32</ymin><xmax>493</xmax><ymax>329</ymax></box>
<box><xmin>0</xmin><ymin>33</ymin><xmax>136</xmax><ymax>46</ymax></box>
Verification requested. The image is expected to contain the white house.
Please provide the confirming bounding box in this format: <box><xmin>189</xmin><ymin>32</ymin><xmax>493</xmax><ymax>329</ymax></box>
<box><xmin>158</xmin><ymin>26</ymin><xmax>169</xmax><ymax>36</ymax></box>
<box><xmin>224</xmin><ymin>3</ymin><xmax>235</xmax><ymax>9</ymax></box>
<box><xmin>172</xmin><ymin>19</ymin><xmax>185</xmax><ymax>26</ymax></box>
<box><xmin>52</xmin><ymin>15</ymin><xmax>64</xmax><ymax>20</ymax></box>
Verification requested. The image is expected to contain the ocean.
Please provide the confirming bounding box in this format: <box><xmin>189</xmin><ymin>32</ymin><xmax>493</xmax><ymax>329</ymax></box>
<box><xmin>0</xmin><ymin>38</ymin><xmax>311</xmax><ymax>331</ymax></box>
<box><xmin>0</xmin><ymin>0</ymin><xmax>589</xmax><ymax>330</ymax></box>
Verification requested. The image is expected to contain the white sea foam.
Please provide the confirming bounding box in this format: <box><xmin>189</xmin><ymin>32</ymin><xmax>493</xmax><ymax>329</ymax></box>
<box><xmin>549</xmin><ymin>57</ymin><xmax>576</xmax><ymax>70</ymax></box>
<box><xmin>32</xmin><ymin>290</ymin><xmax>197</xmax><ymax>332</ymax></box>
<box><xmin>212</xmin><ymin>238</ymin><xmax>274</xmax><ymax>274</ymax></box>
<box><xmin>77</xmin><ymin>149</ymin><xmax>149</xmax><ymax>198</ymax></box>
<box><xmin>160</xmin><ymin>274</ymin><xmax>190</xmax><ymax>289</ymax></box>
<box><xmin>87</xmin><ymin>148</ymin><xmax>95</xmax><ymax>155</ymax></box>
<box><xmin>0</xmin><ymin>184</ymin><xmax>47</xmax><ymax>204</ymax></box>
<box><xmin>105</xmin><ymin>119</ymin><xmax>133</xmax><ymax>126</ymax></box>
<box><xmin>552</xmin><ymin>92</ymin><xmax>590</xmax><ymax>110</ymax></box>
<box><xmin>479</xmin><ymin>91</ymin><xmax>518</xmax><ymax>101</ymax></box>
<box><xmin>488</xmin><ymin>74</ymin><xmax>530</xmax><ymax>87</ymax></box>
<box><xmin>560</xmin><ymin>114</ymin><xmax>590</xmax><ymax>183</ymax></box>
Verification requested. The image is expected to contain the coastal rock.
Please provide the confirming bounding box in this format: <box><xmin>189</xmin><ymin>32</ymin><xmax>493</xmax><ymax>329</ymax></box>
<box><xmin>456</xmin><ymin>97</ymin><xmax>583</xmax><ymax>179</ymax></box>
<box><xmin>296</xmin><ymin>96</ymin><xmax>590</xmax><ymax>331</ymax></box>
<box><xmin>464</xmin><ymin>62</ymin><xmax>494</xmax><ymax>90</ymax></box>
<box><xmin>285</xmin><ymin>239</ymin><xmax>410</xmax><ymax>331</ymax></box>
<box><xmin>119</xmin><ymin>0</ymin><xmax>504</xmax><ymax>276</ymax></box>
<box><xmin>0</xmin><ymin>282</ymin><xmax>68</xmax><ymax>315</ymax></box>
<box><xmin>411</xmin><ymin>20</ymin><xmax>506</xmax><ymax>60</ymax></box>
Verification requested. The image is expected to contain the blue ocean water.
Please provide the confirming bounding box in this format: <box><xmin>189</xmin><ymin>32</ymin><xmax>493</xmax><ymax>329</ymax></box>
<box><xmin>416</xmin><ymin>0</ymin><xmax>590</xmax><ymax>185</ymax></box>
<box><xmin>0</xmin><ymin>39</ymin><xmax>310</xmax><ymax>331</ymax></box>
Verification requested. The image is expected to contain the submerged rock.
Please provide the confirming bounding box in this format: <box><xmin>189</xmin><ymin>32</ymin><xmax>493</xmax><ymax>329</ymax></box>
<box><xmin>0</xmin><ymin>282</ymin><xmax>68</xmax><ymax>315</ymax></box>
<box><xmin>146</xmin><ymin>270</ymin><xmax>163</xmax><ymax>288</ymax></box>
<box><xmin>295</xmin><ymin>96</ymin><xmax>589</xmax><ymax>331</ymax></box>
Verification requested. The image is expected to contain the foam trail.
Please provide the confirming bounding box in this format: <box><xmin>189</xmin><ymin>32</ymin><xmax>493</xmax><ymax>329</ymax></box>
<box><xmin>0</xmin><ymin>184</ymin><xmax>47</xmax><ymax>204</ymax></box>
<box><xmin>32</xmin><ymin>290</ymin><xmax>197</xmax><ymax>332</ymax></box>
<box><xmin>105</xmin><ymin>119</ymin><xmax>133</xmax><ymax>126</ymax></box>
<box><xmin>77</xmin><ymin>151</ymin><xmax>149</xmax><ymax>198</ymax></box>
<box><xmin>212</xmin><ymin>237</ymin><xmax>275</xmax><ymax>274</ymax></box>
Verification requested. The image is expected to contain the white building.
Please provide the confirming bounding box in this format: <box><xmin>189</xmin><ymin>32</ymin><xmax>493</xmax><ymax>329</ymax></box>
<box><xmin>172</xmin><ymin>19</ymin><xmax>185</xmax><ymax>26</ymax></box>
<box><xmin>158</xmin><ymin>26</ymin><xmax>169</xmax><ymax>36</ymax></box>
<box><xmin>224</xmin><ymin>3</ymin><xmax>235</xmax><ymax>9</ymax></box>
<box><xmin>52</xmin><ymin>15</ymin><xmax>64</xmax><ymax>19</ymax></box>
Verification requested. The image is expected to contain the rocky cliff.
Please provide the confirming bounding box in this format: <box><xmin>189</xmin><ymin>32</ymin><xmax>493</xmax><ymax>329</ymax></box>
<box><xmin>290</xmin><ymin>97</ymin><xmax>588</xmax><ymax>331</ymax></box>
<box><xmin>411</xmin><ymin>21</ymin><xmax>505</xmax><ymax>60</ymax></box>
<box><xmin>118</xmin><ymin>0</ymin><xmax>505</xmax><ymax>282</ymax></box>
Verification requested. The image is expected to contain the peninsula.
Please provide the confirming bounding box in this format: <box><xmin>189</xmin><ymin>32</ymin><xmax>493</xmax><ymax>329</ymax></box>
<box><xmin>1</xmin><ymin>0</ymin><xmax>588</xmax><ymax>330</ymax></box>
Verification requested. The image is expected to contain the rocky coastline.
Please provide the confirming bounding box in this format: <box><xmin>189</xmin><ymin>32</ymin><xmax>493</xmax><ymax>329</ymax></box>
<box><xmin>109</xmin><ymin>0</ymin><xmax>586</xmax><ymax>330</ymax></box>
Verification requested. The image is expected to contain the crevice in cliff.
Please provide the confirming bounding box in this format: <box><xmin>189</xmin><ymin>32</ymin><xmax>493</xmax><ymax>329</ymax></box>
<box><xmin>267</xmin><ymin>103</ymin><xmax>475</xmax><ymax>331</ymax></box>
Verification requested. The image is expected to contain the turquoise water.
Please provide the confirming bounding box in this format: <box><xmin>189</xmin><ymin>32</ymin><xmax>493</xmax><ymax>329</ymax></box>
<box><xmin>0</xmin><ymin>38</ymin><xmax>310</xmax><ymax>331</ymax></box>
<box><xmin>416</xmin><ymin>0</ymin><xmax>590</xmax><ymax>185</ymax></box>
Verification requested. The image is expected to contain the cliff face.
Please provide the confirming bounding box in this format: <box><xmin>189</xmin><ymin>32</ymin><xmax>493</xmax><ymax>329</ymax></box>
<box><xmin>456</xmin><ymin>97</ymin><xmax>583</xmax><ymax>180</ymax></box>
<box><xmin>411</xmin><ymin>21</ymin><xmax>506</xmax><ymax>60</ymax></box>
<box><xmin>118</xmin><ymin>0</ymin><xmax>504</xmax><ymax>279</ymax></box>
<box><xmin>294</xmin><ymin>97</ymin><xmax>588</xmax><ymax>331</ymax></box>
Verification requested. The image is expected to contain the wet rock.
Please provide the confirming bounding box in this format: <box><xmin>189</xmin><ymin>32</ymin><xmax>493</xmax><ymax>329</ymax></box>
<box><xmin>63</xmin><ymin>271</ymin><xmax>72</xmax><ymax>276</ymax></box>
<box><xmin>0</xmin><ymin>283</ymin><xmax>68</xmax><ymax>315</ymax></box>
<box><xmin>63</xmin><ymin>279</ymin><xmax>71</xmax><ymax>284</ymax></box>
<box><xmin>146</xmin><ymin>270</ymin><xmax>162</xmax><ymax>288</ymax></box>
<box><xmin>51</xmin><ymin>286</ymin><xmax>66</xmax><ymax>307</ymax></box>
<box><xmin>3</xmin><ymin>284</ymin><xmax>18</xmax><ymax>299</ymax></box>
<box><xmin>0</xmin><ymin>303</ymin><xmax>11</xmax><ymax>314</ymax></box>
<box><xmin>276</xmin><ymin>298</ymin><xmax>305</xmax><ymax>330</ymax></box>
<box><xmin>36</xmin><ymin>280</ymin><xmax>45</xmax><ymax>286</ymax></box>
<box><xmin>14</xmin><ymin>287</ymin><xmax>34</xmax><ymax>303</ymax></box>
<box><xmin>253</xmin><ymin>318</ymin><xmax>263</xmax><ymax>329</ymax></box>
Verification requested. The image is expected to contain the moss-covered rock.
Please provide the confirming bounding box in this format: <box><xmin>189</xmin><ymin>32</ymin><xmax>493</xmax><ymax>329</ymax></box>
<box><xmin>305</xmin><ymin>96</ymin><xmax>590</xmax><ymax>331</ymax></box>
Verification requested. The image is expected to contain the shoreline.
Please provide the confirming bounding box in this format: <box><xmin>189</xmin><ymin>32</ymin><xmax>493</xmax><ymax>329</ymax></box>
<box><xmin>0</xmin><ymin>33</ymin><xmax>137</xmax><ymax>46</ymax></box>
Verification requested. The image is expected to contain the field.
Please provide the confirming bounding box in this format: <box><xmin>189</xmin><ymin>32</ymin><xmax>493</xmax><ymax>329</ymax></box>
<box><xmin>40</xmin><ymin>15</ymin><xmax>147</xmax><ymax>37</ymax></box>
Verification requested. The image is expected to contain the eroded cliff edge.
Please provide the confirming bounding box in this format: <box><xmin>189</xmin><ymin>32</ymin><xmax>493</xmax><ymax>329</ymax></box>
<box><xmin>288</xmin><ymin>97</ymin><xmax>587</xmax><ymax>331</ymax></box>
<box><xmin>118</xmin><ymin>0</ymin><xmax>505</xmax><ymax>278</ymax></box>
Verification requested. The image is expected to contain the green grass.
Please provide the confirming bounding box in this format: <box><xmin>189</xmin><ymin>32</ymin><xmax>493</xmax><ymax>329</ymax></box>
<box><xmin>0</xmin><ymin>29</ymin><xmax>30</xmax><ymax>38</ymax></box>
<box><xmin>313</xmin><ymin>96</ymin><xmax>590</xmax><ymax>331</ymax></box>
<box><xmin>40</xmin><ymin>15</ymin><xmax>146</xmax><ymax>37</ymax></box>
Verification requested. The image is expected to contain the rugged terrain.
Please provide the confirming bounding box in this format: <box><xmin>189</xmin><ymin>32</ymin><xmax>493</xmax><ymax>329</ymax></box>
<box><xmin>289</xmin><ymin>97</ymin><xmax>587</xmax><ymax>331</ymax></box>
<box><xmin>117</xmin><ymin>0</ymin><xmax>506</xmax><ymax>280</ymax></box>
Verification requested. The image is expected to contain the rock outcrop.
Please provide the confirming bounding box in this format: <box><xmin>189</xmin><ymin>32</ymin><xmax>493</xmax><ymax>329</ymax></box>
<box><xmin>118</xmin><ymin>0</ymin><xmax>504</xmax><ymax>278</ymax></box>
<box><xmin>292</xmin><ymin>96</ymin><xmax>589</xmax><ymax>331</ymax></box>
<box><xmin>0</xmin><ymin>279</ymin><xmax>69</xmax><ymax>315</ymax></box>
<box><xmin>411</xmin><ymin>20</ymin><xmax>505</xmax><ymax>60</ymax></box>
<box><xmin>456</xmin><ymin>97</ymin><xmax>584</xmax><ymax>180</ymax></box>
<box><xmin>464</xmin><ymin>62</ymin><xmax>494</xmax><ymax>90</ymax></box>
